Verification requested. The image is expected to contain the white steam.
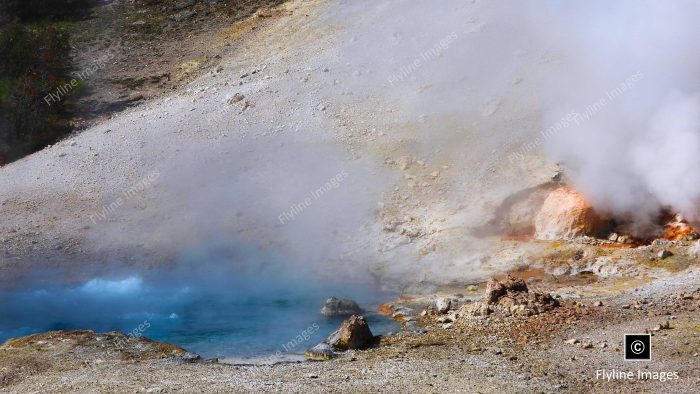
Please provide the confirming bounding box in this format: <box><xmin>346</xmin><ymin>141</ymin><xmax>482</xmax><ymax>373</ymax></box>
<box><xmin>528</xmin><ymin>1</ymin><xmax>700</xmax><ymax>227</ymax></box>
<box><xmin>72</xmin><ymin>0</ymin><xmax>700</xmax><ymax>289</ymax></box>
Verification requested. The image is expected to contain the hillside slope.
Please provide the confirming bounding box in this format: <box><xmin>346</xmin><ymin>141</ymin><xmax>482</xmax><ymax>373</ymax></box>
<box><xmin>2</xmin><ymin>0</ymin><xmax>557</xmax><ymax>289</ymax></box>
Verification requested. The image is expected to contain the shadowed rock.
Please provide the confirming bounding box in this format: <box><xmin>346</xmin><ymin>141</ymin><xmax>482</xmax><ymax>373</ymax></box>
<box><xmin>485</xmin><ymin>275</ymin><xmax>528</xmax><ymax>304</ymax></box>
<box><xmin>320</xmin><ymin>297</ymin><xmax>364</xmax><ymax>317</ymax></box>
<box><xmin>463</xmin><ymin>275</ymin><xmax>559</xmax><ymax>318</ymax></box>
<box><xmin>304</xmin><ymin>342</ymin><xmax>335</xmax><ymax>361</ymax></box>
<box><xmin>326</xmin><ymin>315</ymin><xmax>374</xmax><ymax>351</ymax></box>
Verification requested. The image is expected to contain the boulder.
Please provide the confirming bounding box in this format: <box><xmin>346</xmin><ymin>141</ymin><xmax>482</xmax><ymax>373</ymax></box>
<box><xmin>485</xmin><ymin>275</ymin><xmax>528</xmax><ymax>304</ymax></box>
<box><xmin>326</xmin><ymin>315</ymin><xmax>374</xmax><ymax>351</ymax></box>
<box><xmin>464</xmin><ymin>275</ymin><xmax>559</xmax><ymax>317</ymax></box>
<box><xmin>534</xmin><ymin>187</ymin><xmax>607</xmax><ymax>240</ymax></box>
<box><xmin>485</xmin><ymin>278</ymin><xmax>506</xmax><ymax>304</ymax></box>
<box><xmin>320</xmin><ymin>297</ymin><xmax>363</xmax><ymax>317</ymax></box>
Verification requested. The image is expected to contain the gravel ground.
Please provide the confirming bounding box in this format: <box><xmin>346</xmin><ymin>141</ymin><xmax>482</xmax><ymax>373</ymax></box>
<box><xmin>1</xmin><ymin>1</ymin><xmax>699</xmax><ymax>392</ymax></box>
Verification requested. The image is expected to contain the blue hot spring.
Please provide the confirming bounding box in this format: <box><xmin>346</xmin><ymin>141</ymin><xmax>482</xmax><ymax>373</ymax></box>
<box><xmin>0</xmin><ymin>249</ymin><xmax>399</xmax><ymax>361</ymax></box>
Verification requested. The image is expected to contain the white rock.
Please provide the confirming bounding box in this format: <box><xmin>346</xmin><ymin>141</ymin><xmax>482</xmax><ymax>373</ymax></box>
<box><xmin>657</xmin><ymin>250</ymin><xmax>673</xmax><ymax>259</ymax></box>
<box><xmin>435</xmin><ymin>298</ymin><xmax>451</xmax><ymax>314</ymax></box>
<box><xmin>690</xmin><ymin>240</ymin><xmax>700</xmax><ymax>257</ymax></box>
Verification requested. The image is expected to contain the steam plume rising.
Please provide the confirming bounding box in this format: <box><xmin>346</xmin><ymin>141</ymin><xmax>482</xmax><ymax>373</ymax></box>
<box><xmin>529</xmin><ymin>1</ymin><xmax>700</xmax><ymax>230</ymax></box>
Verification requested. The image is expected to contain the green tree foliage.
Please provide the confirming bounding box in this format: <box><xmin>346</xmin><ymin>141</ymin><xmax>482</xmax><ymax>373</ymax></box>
<box><xmin>0</xmin><ymin>0</ymin><xmax>92</xmax><ymax>165</ymax></box>
<box><xmin>0</xmin><ymin>0</ymin><xmax>94</xmax><ymax>22</ymax></box>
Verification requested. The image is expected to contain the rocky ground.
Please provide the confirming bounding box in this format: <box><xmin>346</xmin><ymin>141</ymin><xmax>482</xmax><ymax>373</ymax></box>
<box><xmin>69</xmin><ymin>0</ymin><xmax>286</xmax><ymax>125</ymax></box>
<box><xmin>1</xmin><ymin>262</ymin><xmax>698</xmax><ymax>393</ymax></box>
<box><xmin>1</xmin><ymin>0</ymin><xmax>699</xmax><ymax>392</ymax></box>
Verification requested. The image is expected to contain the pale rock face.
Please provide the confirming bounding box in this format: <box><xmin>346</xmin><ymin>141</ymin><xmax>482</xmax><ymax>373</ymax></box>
<box><xmin>435</xmin><ymin>298</ymin><xmax>451</xmax><ymax>314</ymax></box>
<box><xmin>689</xmin><ymin>240</ymin><xmax>700</xmax><ymax>257</ymax></box>
<box><xmin>534</xmin><ymin>187</ymin><xmax>606</xmax><ymax>241</ymax></box>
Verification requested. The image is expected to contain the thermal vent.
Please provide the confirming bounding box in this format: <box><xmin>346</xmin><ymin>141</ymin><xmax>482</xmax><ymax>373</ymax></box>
<box><xmin>661</xmin><ymin>213</ymin><xmax>697</xmax><ymax>241</ymax></box>
<box><xmin>530</xmin><ymin>187</ymin><xmax>699</xmax><ymax>244</ymax></box>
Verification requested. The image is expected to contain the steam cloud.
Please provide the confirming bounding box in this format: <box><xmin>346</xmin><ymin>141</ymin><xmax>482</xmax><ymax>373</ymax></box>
<box><xmin>528</xmin><ymin>1</ymin><xmax>700</xmax><ymax>230</ymax></box>
<box><xmin>58</xmin><ymin>0</ymin><xmax>700</xmax><ymax>289</ymax></box>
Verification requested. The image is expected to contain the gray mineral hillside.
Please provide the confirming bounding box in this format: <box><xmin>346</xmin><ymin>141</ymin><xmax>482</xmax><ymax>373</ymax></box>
<box><xmin>0</xmin><ymin>1</ymin><xmax>699</xmax><ymax>393</ymax></box>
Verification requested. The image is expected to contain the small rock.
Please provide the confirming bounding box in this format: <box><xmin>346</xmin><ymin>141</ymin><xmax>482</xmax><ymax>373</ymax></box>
<box><xmin>227</xmin><ymin>93</ymin><xmax>244</xmax><ymax>104</ymax></box>
<box><xmin>305</xmin><ymin>343</ymin><xmax>335</xmax><ymax>361</ymax></box>
<box><xmin>593</xmin><ymin>301</ymin><xmax>603</xmax><ymax>307</ymax></box>
<box><xmin>435</xmin><ymin>298</ymin><xmax>451</xmax><ymax>314</ymax></box>
<box><xmin>173</xmin><ymin>0</ymin><xmax>196</xmax><ymax>11</ymax></box>
<box><xmin>658</xmin><ymin>250</ymin><xmax>673</xmax><ymax>259</ymax></box>
<box><xmin>320</xmin><ymin>297</ymin><xmax>363</xmax><ymax>317</ymax></box>
<box><xmin>442</xmin><ymin>323</ymin><xmax>454</xmax><ymax>330</ymax></box>
<box><xmin>170</xmin><ymin>352</ymin><xmax>200</xmax><ymax>363</ymax></box>
<box><xmin>621</xmin><ymin>304</ymin><xmax>631</xmax><ymax>309</ymax></box>
<box><xmin>618</xmin><ymin>235</ymin><xmax>633</xmax><ymax>244</ymax></box>
<box><xmin>326</xmin><ymin>315</ymin><xmax>374</xmax><ymax>351</ymax></box>
<box><xmin>565</xmin><ymin>338</ymin><xmax>580</xmax><ymax>345</ymax></box>
<box><xmin>466</xmin><ymin>285</ymin><xmax>478</xmax><ymax>292</ymax></box>
<box><xmin>580</xmin><ymin>342</ymin><xmax>593</xmax><ymax>349</ymax></box>
<box><xmin>436</xmin><ymin>314</ymin><xmax>454</xmax><ymax>324</ymax></box>
<box><xmin>678</xmin><ymin>292</ymin><xmax>694</xmax><ymax>300</ymax></box>
<box><xmin>170</xmin><ymin>10</ymin><xmax>196</xmax><ymax>22</ymax></box>
<box><xmin>396</xmin><ymin>155</ymin><xmax>413</xmax><ymax>170</ymax></box>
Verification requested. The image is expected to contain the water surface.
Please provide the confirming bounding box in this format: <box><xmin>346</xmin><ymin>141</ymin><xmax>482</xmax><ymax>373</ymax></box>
<box><xmin>0</xmin><ymin>252</ymin><xmax>398</xmax><ymax>359</ymax></box>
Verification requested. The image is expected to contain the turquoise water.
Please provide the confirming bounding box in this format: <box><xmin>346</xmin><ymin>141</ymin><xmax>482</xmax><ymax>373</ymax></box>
<box><xmin>0</xmin><ymin>252</ymin><xmax>399</xmax><ymax>359</ymax></box>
